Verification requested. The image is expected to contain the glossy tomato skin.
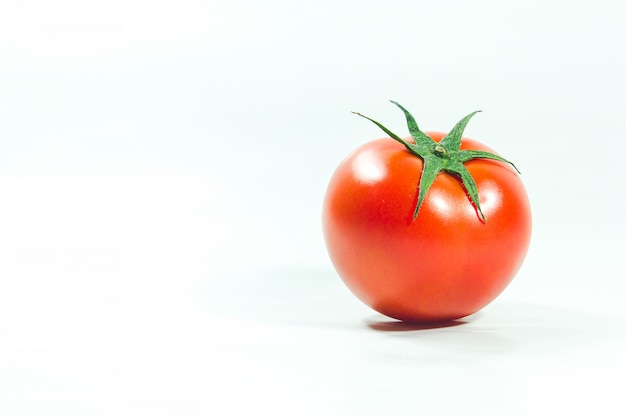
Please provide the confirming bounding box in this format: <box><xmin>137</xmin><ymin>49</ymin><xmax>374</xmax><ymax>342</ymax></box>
<box><xmin>323</xmin><ymin>132</ymin><xmax>531</xmax><ymax>322</ymax></box>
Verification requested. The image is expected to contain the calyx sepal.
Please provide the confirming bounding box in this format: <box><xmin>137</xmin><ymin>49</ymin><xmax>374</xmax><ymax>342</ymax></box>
<box><xmin>352</xmin><ymin>101</ymin><xmax>520</xmax><ymax>223</ymax></box>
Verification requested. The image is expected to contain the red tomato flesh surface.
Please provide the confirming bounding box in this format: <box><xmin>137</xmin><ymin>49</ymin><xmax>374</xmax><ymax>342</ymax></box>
<box><xmin>323</xmin><ymin>132</ymin><xmax>531</xmax><ymax>322</ymax></box>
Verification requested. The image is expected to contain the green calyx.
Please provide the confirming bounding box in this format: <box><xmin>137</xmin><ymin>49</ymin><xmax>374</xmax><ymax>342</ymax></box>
<box><xmin>352</xmin><ymin>101</ymin><xmax>520</xmax><ymax>223</ymax></box>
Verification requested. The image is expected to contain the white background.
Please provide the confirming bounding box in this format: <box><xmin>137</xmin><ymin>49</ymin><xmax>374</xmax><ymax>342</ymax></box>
<box><xmin>1</xmin><ymin>1</ymin><xmax>625</xmax><ymax>416</ymax></box>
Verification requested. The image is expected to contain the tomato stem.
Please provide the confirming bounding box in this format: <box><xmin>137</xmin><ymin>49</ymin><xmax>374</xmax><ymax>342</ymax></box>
<box><xmin>433</xmin><ymin>144</ymin><xmax>448</xmax><ymax>158</ymax></box>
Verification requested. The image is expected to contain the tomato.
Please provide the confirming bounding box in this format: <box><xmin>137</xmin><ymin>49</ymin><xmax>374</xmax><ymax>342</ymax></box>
<box><xmin>322</xmin><ymin>102</ymin><xmax>531</xmax><ymax>322</ymax></box>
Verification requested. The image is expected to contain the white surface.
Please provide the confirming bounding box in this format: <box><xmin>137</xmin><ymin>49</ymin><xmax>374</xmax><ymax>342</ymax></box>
<box><xmin>2</xmin><ymin>1</ymin><xmax>626</xmax><ymax>416</ymax></box>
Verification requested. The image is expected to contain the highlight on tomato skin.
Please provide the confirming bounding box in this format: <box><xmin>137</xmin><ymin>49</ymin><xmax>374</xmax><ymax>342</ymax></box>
<box><xmin>322</xmin><ymin>103</ymin><xmax>532</xmax><ymax>323</ymax></box>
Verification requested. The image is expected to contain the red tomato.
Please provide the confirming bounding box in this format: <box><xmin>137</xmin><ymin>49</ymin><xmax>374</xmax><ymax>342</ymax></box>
<box><xmin>323</xmin><ymin>109</ymin><xmax>531</xmax><ymax>323</ymax></box>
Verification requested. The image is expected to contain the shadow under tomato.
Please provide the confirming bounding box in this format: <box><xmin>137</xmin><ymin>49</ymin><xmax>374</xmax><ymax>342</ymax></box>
<box><xmin>365</xmin><ymin>316</ymin><xmax>472</xmax><ymax>331</ymax></box>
